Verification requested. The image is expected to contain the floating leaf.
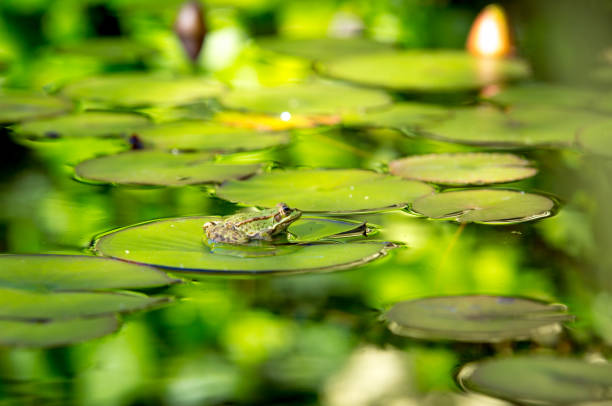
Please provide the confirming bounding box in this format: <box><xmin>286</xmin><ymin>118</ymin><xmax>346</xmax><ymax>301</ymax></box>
<box><xmin>287</xmin><ymin>216</ymin><xmax>372</xmax><ymax>242</ymax></box>
<box><xmin>384</xmin><ymin>296</ymin><xmax>571</xmax><ymax>342</ymax></box>
<box><xmin>343</xmin><ymin>102</ymin><xmax>449</xmax><ymax>131</ymax></box>
<box><xmin>94</xmin><ymin>216</ymin><xmax>395</xmax><ymax>275</ymax></box>
<box><xmin>216</xmin><ymin>169</ymin><xmax>434</xmax><ymax>213</ymax></box>
<box><xmin>75</xmin><ymin>151</ymin><xmax>260</xmax><ymax>186</ymax></box>
<box><xmin>0</xmin><ymin>90</ymin><xmax>72</xmax><ymax>124</ymax></box>
<box><xmin>62</xmin><ymin>73</ymin><xmax>225</xmax><ymax>107</ymax></box>
<box><xmin>0</xmin><ymin>316</ymin><xmax>120</xmax><ymax>347</ymax></box>
<box><xmin>0</xmin><ymin>254</ymin><xmax>178</xmax><ymax>291</ymax></box>
<box><xmin>578</xmin><ymin>119</ymin><xmax>612</xmax><ymax>158</ymax></box>
<box><xmin>13</xmin><ymin>111</ymin><xmax>150</xmax><ymax>138</ymax></box>
<box><xmin>135</xmin><ymin>121</ymin><xmax>289</xmax><ymax>152</ymax></box>
<box><xmin>215</xmin><ymin>111</ymin><xmax>340</xmax><ymax>131</ymax></box>
<box><xmin>389</xmin><ymin>153</ymin><xmax>537</xmax><ymax>186</ymax></box>
<box><xmin>56</xmin><ymin>38</ymin><xmax>157</xmax><ymax>64</ymax></box>
<box><xmin>219</xmin><ymin>82</ymin><xmax>391</xmax><ymax>116</ymax></box>
<box><xmin>458</xmin><ymin>356</ymin><xmax>612</xmax><ymax>405</ymax></box>
<box><xmin>318</xmin><ymin>50</ymin><xmax>529</xmax><ymax>92</ymax></box>
<box><xmin>485</xmin><ymin>83</ymin><xmax>601</xmax><ymax>109</ymax></box>
<box><xmin>258</xmin><ymin>37</ymin><xmax>394</xmax><ymax>61</ymax></box>
<box><xmin>419</xmin><ymin>105</ymin><xmax>604</xmax><ymax>147</ymax></box>
<box><xmin>412</xmin><ymin>189</ymin><xmax>555</xmax><ymax>224</ymax></box>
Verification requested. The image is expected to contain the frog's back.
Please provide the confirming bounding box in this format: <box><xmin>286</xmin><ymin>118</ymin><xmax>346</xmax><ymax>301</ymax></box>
<box><xmin>205</xmin><ymin>222</ymin><xmax>250</xmax><ymax>244</ymax></box>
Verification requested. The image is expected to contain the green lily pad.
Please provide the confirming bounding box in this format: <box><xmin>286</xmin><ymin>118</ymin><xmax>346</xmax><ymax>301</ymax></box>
<box><xmin>389</xmin><ymin>153</ymin><xmax>537</xmax><ymax>186</ymax></box>
<box><xmin>62</xmin><ymin>73</ymin><xmax>225</xmax><ymax>107</ymax></box>
<box><xmin>458</xmin><ymin>356</ymin><xmax>612</xmax><ymax>405</ymax></box>
<box><xmin>75</xmin><ymin>151</ymin><xmax>260</xmax><ymax>186</ymax></box>
<box><xmin>578</xmin><ymin>119</ymin><xmax>612</xmax><ymax>158</ymax></box>
<box><xmin>0</xmin><ymin>254</ymin><xmax>178</xmax><ymax>291</ymax></box>
<box><xmin>258</xmin><ymin>37</ymin><xmax>394</xmax><ymax>61</ymax></box>
<box><xmin>0</xmin><ymin>316</ymin><xmax>120</xmax><ymax>347</ymax></box>
<box><xmin>318</xmin><ymin>50</ymin><xmax>529</xmax><ymax>92</ymax></box>
<box><xmin>412</xmin><ymin>189</ymin><xmax>555</xmax><ymax>224</ymax></box>
<box><xmin>0</xmin><ymin>287</ymin><xmax>168</xmax><ymax>321</ymax></box>
<box><xmin>287</xmin><ymin>216</ymin><xmax>372</xmax><ymax>242</ymax></box>
<box><xmin>56</xmin><ymin>37</ymin><xmax>157</xmax><ymax>64</ymax></box>
<box><xmin>216</xmin><ymin>169</ymin><xmax>434</xmax><ymax>213</ymax></box>
<box><xmin>12</xmin><ymin>111</ymin><xmax>150</xmax><ymax>138</ymax></box>
<box><xmin>419</xmin><ymin>105</ymin><xmax>604</xmax><ymax>147</ymax></box>
<box><xmin>384</xmin><ymin>296</ymin><xmax>571</xmax><ymax>342</ymax></box>
<box><xmin>0</xmin><ymin>90</ymin><xmax>72</xmax><ymax>124</ymax></box>
<box><xmin>219</xmin><ymin>82</ymin><xmax>391</xmax><ymax>116</ymax></box>
<box><xmin>484</xmin><ymin>83</ymin><xmax>601</xmax><ymax>109</ymax></box>
<box><xmin>342</xmin><ymin>102</ymin><xmax>449</xmax><ymax>131</ymax></box>
<box><xmin>93</xmin><ymin>216</ymin><xmax>396</xmax><ymax>275</ymax></box>
<box><xmin>135</xmin><ymin>121</ymin><xmax>290</xmax><ymax>152</ymax></box>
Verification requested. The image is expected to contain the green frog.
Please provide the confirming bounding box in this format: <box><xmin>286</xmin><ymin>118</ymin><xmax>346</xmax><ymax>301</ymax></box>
<box><xmin>203</xmin><ymin>203</ymin><xmax>302</xmax><ymax>244</ymax></box>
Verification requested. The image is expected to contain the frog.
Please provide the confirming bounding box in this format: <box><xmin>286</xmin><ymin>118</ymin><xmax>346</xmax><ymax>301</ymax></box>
<box><xmin>202</xmin><ymin>203</ymin><xmax>302</xmax><ymax>244</ymax></box>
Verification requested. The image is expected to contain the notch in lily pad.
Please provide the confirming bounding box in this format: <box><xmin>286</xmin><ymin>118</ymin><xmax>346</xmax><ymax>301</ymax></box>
<box><xmin>384</xmin><ymin>296</ymin><xmax>572</xmax><ymax>343</ymax></box>
<box><xmin>0</xmin><ymin>90</ymin><xmax>72</xmax><ymax>124</ymax></box>
<box><xmin>12</xmin><ymin>111</ymin><xmax>150</xmax><ymax>139</ymax></box>
<box><xmin>389</xmin><ymin>152</ymin><xmax>537</xmax><ymax>186</ymax></box>
<box><xmin>458</xmin><ymin>356</ymin><xmax>612</xmax><ymax>405</ymax></box>
<box><xmin>94</xmin><ymin>216</ymin><xmax>395</xmax><ymax>275</ymax></box>
<box><xmin>75</xmin><ymin>151</ymin><xmax>260</xmax><ymax>186</ymax></box>
<box><xmin>411</xmin><ymin>189</ymin><xmax>556</xmax><ymax>224</ymax></box>
<box><xmin>216</xmin><ymin>169</ymin><xmax>434</xmax><ymax>213</ymax></box>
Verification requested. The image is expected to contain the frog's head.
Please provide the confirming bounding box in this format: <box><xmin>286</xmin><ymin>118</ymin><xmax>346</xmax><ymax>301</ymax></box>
<box><xmin>271</xmin><ymin>202</ymin><xmax>302</xmax><ymax>234</ymax></box>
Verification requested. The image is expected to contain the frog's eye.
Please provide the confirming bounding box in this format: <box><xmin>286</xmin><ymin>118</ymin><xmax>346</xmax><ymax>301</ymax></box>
<box><xmin>277</xmin><ymin>203</ymin><xmax>291</xmax><ymax>216</ymax></box>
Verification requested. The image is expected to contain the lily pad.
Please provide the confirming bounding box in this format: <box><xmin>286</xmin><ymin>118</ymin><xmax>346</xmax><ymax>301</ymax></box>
<box><xmin>0</xmin><ymin>254</ymin><xmax>178</xmax><ymax>291</ymax></box>
<box><xmin>56</xmin><ymin>38</ymin><xmax>157</xmax><ymax>64</ymax></box>
<box><xmin>216</xmin><ymin>169</ymin><xmax>434</xmax><ymax>213</ymax></box>
<box><xmin>75</xmin><ymin>151</ymin><xmax>260</xmax><ymax>186</ymax></box>
<box><xmin>219</xmin><ymin>82</ymin><xmax>391</xmax><ymax>116</ymax></box>
<box><xmin>411</xmin><ymin>189</ymin><xmax>555</xmax><ymax>224</ymax></box>
<box><xmin>0</xmin><ymin>316</ymin><xmax>120</xmax><ymax>347</ymax></box>
<box><xmin>93</xmin><ymin>216</ymin><xmax>395</xmax><ymax>275</ymax></box>
<box><xmin>419</xmin><ymin>105</ymin><xmax>605</xmax><ymax>147</ymax></box>
<box><xmin>135</xmin><ymin>121</ymin><xmax>289</xmax><ymax>152</ymax></box>
<box><xmin>62</xmin><ymin>73</ymin><xmax>225</xmax><ymax>107</ymax></box>
<box><xmin>0</xmin><ymin>90</ymin><xmax>72</xmax><ymax>124</ymax></box>
<box><xmin>0</xmin><ymin>287</ymin><xmax>168</xmax><ymax>321</ymax></box>
<box><xmin>578</xmin><ymin>119</ymin><xmax>612</xmax><ymax>158</ymax></box>
<box><xmin>342</xmin><ymin>102</ymin><xmax>449</xmax><ymax>131</ymax></box>
<box><xmin>215</xmin><ymin>111</ymin><xmax>341</xmax><ymax>131</ymax></box>
<box><xmin>318</xmin><ymin>50</ymin><xmax>530</xmax><ymax>92</ymax></box>
<box><xmin>287</xmin><ymin>216</ymin><xmax>373</xmax><ymax>242</ymax></box>
<box><xmin>389</xmin><ymin>153</ymin><xmax>537</xmax><ymax>186</ymax></box>
<box><xmin>12</xmin><ymin>111</ymin><xmax>150</xmax><ymax>138</ymax></box>
<box><xmin>458</xmin><ymin>356</ymin><xmax>612</xmax><ymax>405</ymax></box>
<box><xmin>384</xmin><ymin>296</ymin><xmax>571</xmax><ymax>342</ymax></box>
<box><xmin>258</xmin><ymin>37</ymin><xmax>394</xmax><ymax>61</ymax></box>
<box><xmin>484</xmin><ymin>83</ymin><xmax>601</xmax><ymax>109</ymax></box>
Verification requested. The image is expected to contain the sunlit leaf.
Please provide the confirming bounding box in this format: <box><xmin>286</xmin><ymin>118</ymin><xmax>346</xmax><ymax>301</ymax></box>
<box><xmin>216</xmin><ymin>169</ymin><xmax>434</xmax><ymax>213</ymax></box>
<box><xmin>412</xmin><ymin>189</ymin><xmax>555</xmax><ymax>224</ymax></box>
<box><xmin>318</xmin><ymin>50</ymin><xmax>529</xmax><ymax>92</ymax></box>
<box><xmin>135</xmin><ymin>121</ymin><xmax>289</xmax><ymax>152</ymax></box>
<box><xmin>258</xmin><ymin>37</ymin><xmax>394</xmax><ymax>61</ymax></box>
<box><xmin>458</xmin><ymin>356</ymin><xmax>612</xmax><ymax>405</ymax></box>
<box><xmin>13</xmin><ymin>111</ymin><xmax>150</xmax><ymax>138</ymax></box>
<box><xmin>215</xmin><ymin>111</ymin><xmax>341</xmax><ymax>131</ymax></box>
<box><xmin>0</xmin><ymin>90</ymin><xmax>72</xmax><ymax>124</ymax></box>
<box><xmin>75</xmin><ymin>151</ymin><xmax>260</xmax><ymax>186</ymax></box>
<box><xmin>389</xmin><ymin>153</ymin><xmax>537</xmax><ymax>185</ymax></box>
<box><xmin>384</xmin><ymin>296</ymin><xmax>571</xmax><ymax>342</ymax></box>
<box><xmin>0</xmin><ymin>254</ymin><xmax>178</xmax><ymax>291</ymax></box>
<box><xmin>94</xmin><ymin>216</ymin><xmax>396</xmax><ymax>275</ymax></box>
<box><xmin>62</xmin><ymin>73</ymin><xmax>225</xmax><ymax>107</ymax></box>
<box><xmin>0</xmin><ymin>316</ymin><xmax>119</xmax><ymax>347</ymax></box>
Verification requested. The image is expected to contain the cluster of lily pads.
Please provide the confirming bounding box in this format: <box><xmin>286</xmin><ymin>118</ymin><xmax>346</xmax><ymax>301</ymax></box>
<box><xmin>2</xmin><ymin>35</ymin><xmax>612</xmax><ymax>404</ymax></box>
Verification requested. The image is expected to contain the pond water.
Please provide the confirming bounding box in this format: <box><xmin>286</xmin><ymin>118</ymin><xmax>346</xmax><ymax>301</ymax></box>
<box><xmin>1</xmin><ymin>4</ymin><xmax>612</xmax><ymax>405</ymax></box>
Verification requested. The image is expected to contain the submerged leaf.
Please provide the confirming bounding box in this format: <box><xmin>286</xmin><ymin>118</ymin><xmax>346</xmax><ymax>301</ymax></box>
<box><xmin>94</xmin><ymin>216</ymin><xmax>395</xmax><ymax>275</ymax></box>
<box><xmin>412</xmin><ymin>189</ymin><xmax>555</xmax><ymax>224</ymax></box>
<box><xmin>75</xmin><ymin>151</ymin><xmax>260</xmax><ymax>186</ymax></box>
<box><xmin>578</xmin><ymin>119</ymin><xmax>612</xmax><ymax>158</ymax></box>
<box><xmin>389</xmin><ymin>153</ymin><xmax>537</xmax><ymax>185</ymax></box>
<box><xmin>384</xmin><ymin>296</ymin><xmax>571</xmax><ymax>342</ymax></box>
<box><xmin>216</xmin><ymin>169</ymin><xmax>434</xmax><ymax>213</ymax></box>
